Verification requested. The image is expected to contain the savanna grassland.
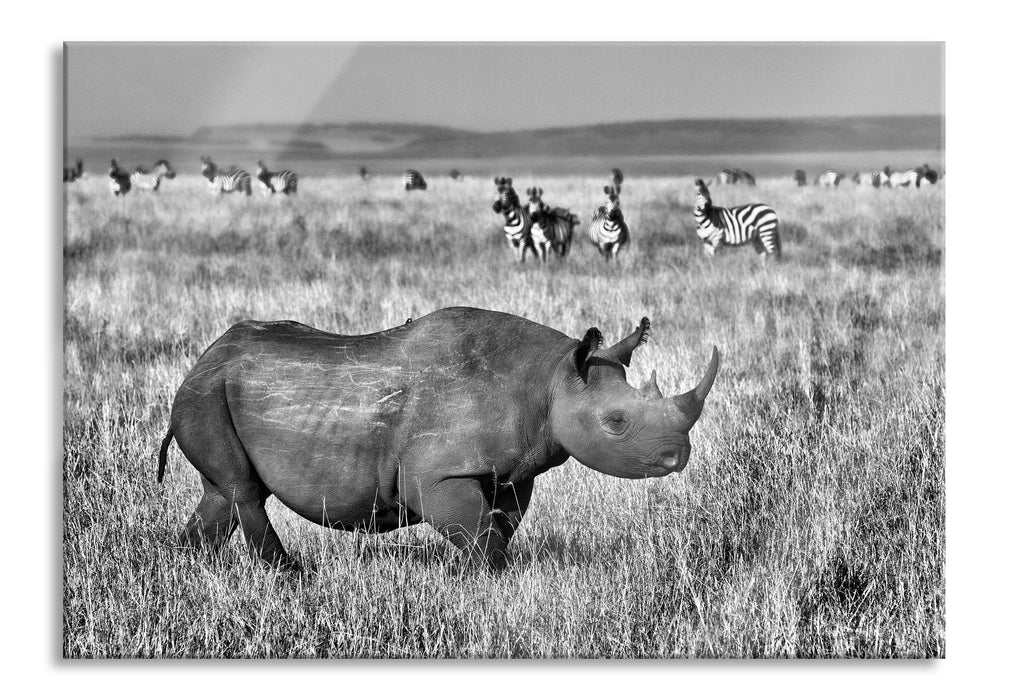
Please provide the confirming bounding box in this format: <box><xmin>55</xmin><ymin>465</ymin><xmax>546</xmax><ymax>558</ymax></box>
<box><xmin>63</xmin><ymin>171</ymin><xmax>944</xmax><ymax>658</ymax></box>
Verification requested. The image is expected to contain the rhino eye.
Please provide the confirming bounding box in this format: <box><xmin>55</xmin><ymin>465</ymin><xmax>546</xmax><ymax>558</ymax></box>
<box><xmin>602</xmin><ymin>410</ymin><xmax>629</xmax><ymax>434</ymax></box>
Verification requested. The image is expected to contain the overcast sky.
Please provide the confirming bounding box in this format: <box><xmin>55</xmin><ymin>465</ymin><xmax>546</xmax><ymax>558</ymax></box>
<box><xmin>66</xmin><ymin>42</ymin><xmax>943</xmax><ymax>138</ymax></box>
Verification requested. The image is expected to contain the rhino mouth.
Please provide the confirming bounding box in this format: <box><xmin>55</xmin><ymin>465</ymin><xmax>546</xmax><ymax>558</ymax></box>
<box><xmin>651</xmin><ymin>446</ymin><xmax>691</xmax><ymax>475</ymax></box>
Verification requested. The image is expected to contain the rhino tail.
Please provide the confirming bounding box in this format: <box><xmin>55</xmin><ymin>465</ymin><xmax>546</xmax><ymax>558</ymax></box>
<box><xmin>157</xmin><ymin>427</ymin><xmax>174</xmax><ymax>483</ymax></box>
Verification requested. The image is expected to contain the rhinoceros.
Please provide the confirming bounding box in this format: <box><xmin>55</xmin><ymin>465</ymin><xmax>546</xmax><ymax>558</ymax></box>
<box><xmin>158</xmin><ymin>307</ymin><xmax>719</xmax><ymax>569</ymax></box>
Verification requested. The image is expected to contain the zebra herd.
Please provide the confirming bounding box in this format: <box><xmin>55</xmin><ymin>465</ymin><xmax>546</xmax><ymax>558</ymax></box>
<box><xmin>492</xmin><ymin>169</ymin><xmax>628</xmax><ymax>263</ymax></box>
<box><xmin>66</xmin><ymin>157</ymin><xmax>940</xmax><ymax>265</ymax></box>
<box><xmin>792</xmin><ymin>164</ymin><xmax>940</xmax><ymax>189</ymax></box>
<box><xmin>63</xmin><ymin>157</ymin><xmax>466</xmax><ymax>197</ymax></box>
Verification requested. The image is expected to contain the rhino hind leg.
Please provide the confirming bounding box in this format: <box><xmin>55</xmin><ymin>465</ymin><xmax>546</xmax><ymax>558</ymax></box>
<box><xmin>180</xmin><ymin>475</ymin><xmax>237</xmax><ymax>551</ymax></box>
<box><xmin>234</xmin><ymin>498</ymin><xmax>296</xmax><ymax>569</ymax></box>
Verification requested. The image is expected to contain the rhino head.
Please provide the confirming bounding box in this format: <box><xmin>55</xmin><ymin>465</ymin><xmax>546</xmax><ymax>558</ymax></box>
<box><xmin>551</xmin><ymin>318</ymin><xmax>719</xmax><ymax>479</ymax></box>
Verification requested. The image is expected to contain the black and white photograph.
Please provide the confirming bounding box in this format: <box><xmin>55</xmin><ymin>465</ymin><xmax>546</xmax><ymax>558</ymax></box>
<box><xmin>58</xmin><ymin>39</ymin><xmax>949</xmax><ymax>660</ymax></box>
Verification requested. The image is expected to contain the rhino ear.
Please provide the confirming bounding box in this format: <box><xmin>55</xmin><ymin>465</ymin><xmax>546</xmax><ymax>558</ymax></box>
<box><xmin>608</xmin><ymin>317</ymin><xmax>650</xmax><ymax>366</ymax></box>
<box><xmin>574</xmin><ymin>327</ymin><xmax>604</xmax><ymax>379</ymax></box>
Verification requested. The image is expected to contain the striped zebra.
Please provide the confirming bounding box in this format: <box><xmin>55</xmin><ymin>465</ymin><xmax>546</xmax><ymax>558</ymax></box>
<box><xmin>256</xmin><ymin>160</ymin><xmax>299</xmax><ymax>195</ymax></box>
<box><xmin>919</xmin><ymin>164</ymin><xmax>939</xmax><ymax>186</ymax></box>
<box><xmin>718</xmin><ymin>168</ymin><xmax>755</xmax><ymax>186</ymax></box>
<box><xmin>611</xmin><ymin>168</ymin><xmax>624</xmax><ymax>188</ymax></box>
<box><xmin>108</xmin><ymin>159</ymin><xmax>132</xmax><ymax>196</ymax></box>
<box><xmin>402</xmin><ymin>169</ymin><xmax>427</xmax><ymax>191</ymax></box>
<box><xmin>359</xmin><ymin>166</ymin><xmax>370</xmax><ymax>181</ymax></box>
<box><xmin>588</xmin><ymin>185</ymin><xmax>629</xmax><ymax>263</ymax></box>
<box><xmin>887</xmin><ymin>167</ymin><xmax>921</xmax><ymax>188</ymax></box>
<box><xmin>693</xmin><ymin>178</ymin><xmax>780</xmax><ymax>261</ymax></box>
<box><xmin>130</xmin><ymin>159</ymin><xmax>176</xmax><ymax>192</ymax></box>
<box><xmin>793</xmin><ymin>170</ymin><xmax>806</xmax><ymax>187</ymax></box>
<box><xmin>525</xmin><ymin>187</ymin><xmax>579</xmax><ymax>262</ymax></box>
<box><xmin>492</xmin><ymin>176</ymin><xmax>533</xmax><ymax>263</ymax></box>
<box><xmin>449</xmin><ymin>169</ymin><xmax>463</xmax><ymax>180</ymax></box>
<box><xmin>64</xmin><ymin>159</ymin><xmax>83</xmax><ymax>183</ymax></box>
<box><xmin>200</xmin><ymin>156</ymin><xmax>252</xmax><ymax>195</ymax></box>
<box><xmin>816</xmin><ymin>170</ymin><xmax>845</xmax><ymax>187</ymax></box>
<box><xmin>852</xmin><ymin>169</ymin><xmax>889</xmax><ymax>188</ymax></box>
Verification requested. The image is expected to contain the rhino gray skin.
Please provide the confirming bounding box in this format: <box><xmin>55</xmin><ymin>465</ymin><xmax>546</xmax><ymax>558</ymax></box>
<box><xmin>159</xmin><ymin>307</ymin><xmax>719</xmax><ymax>569</ymax></box>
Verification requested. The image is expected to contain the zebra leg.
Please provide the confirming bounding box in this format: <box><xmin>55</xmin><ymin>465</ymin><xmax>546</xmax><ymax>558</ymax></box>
<box><xmin>611</xmin><ymin>242</ymin><xmax>622</xmax><ymax>264</ymax></box>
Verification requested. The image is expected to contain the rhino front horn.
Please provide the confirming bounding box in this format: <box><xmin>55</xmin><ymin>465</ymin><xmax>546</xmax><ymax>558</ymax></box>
<box><xmin>669</xmin><ymin>346</ymin><xmax>720</xmax><ymax>428</ymax></box>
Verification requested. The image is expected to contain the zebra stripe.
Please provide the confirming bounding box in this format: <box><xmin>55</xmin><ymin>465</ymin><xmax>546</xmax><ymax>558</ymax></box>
<box><xmin>108</xmin><ymin>159</ymin><xmax>131</xmax><ymax>196</ymax></box>
<box><xmin>131</xmin><ymin>159</ymin><xmax>176</xmax><ymax>192</ymax></box>
<box><xmin>793</xmin><ymin>170</ymin><xmax>806</xmax><ymax>187</ymax></box>
<box><xmin>492</xmin><ymin>176</ymin><xmax>533</xmax><ymax>263</ymax></box>
<box><xmin>402</xmin><ymin>169</ymin><xmax>427</xmax><ymax>191</ymax></box>
<box><xmin>816</xmin><ymin>170</ymin><xmax>844</xmax><ymax>187</ymax></box>
<box><xmin>256</xmin><ymin>160</ymin><xmax>299</xmax><ymax>195</ymax></box>
<box><xmin>525</xmin><ymin>187</ymin><xmax>579</xmax><ymax>262</ymax></box>
<box><xmin>693</xmin><ymin>178</ymin><xmax>780</xmax><ymax>261</ymax></box>
<box><xmin>588</xmin><ymin>185</ymin><xmax>629</xmax><ymax>263</ymax></box>
<box><xmin>200</xmin><ymin>156</ymin><xmax>252</xmax><ymax>195</ymax></box>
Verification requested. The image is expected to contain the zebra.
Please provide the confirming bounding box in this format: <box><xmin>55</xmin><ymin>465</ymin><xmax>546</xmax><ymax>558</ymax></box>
<box><xmin>200</xmin><ymin>156</ymin><xmax>252</xmax><ymax>195</ymax></box>
<box><xmin>692</xmin><ymin>178</ymin><xmax>780</xmax><ymax>261</ymax></box>
<box><xmin>130</xmin><ymin>159</ymin><xmax>176</xmax><ymax>192</ymax></box>
<box><xmin>256</xmin><ymin>160</ymin><xmax>299</xmax><ymax>195</ymax></box>
<box><xmin>887</xmin><ymin>167</ymin><xmax>921</xmax><ymax>188</ymax></box>
<box><xmin>588</xmin><ymin>185</ymin><xmax>629</xmax><ymax>263</ymax></box>
<box><xmin>108</xmin><ymin>159</ymin><xmax>132</xmax><ymax>196</ymax></box>
<box><xmin>359</xmin><ymin>166</ymin><xmax>370</xmax><ymax>181</ymax></box>
<box><xmin>64</xmin><ymin>159</ymin><xmax>83</xmax><ymax>183</ymax></box>
<box><xmin>852</xmin><ymin>169</ymin><xmax>889</xmax><ymax>188</ymax></box>
<box><xmin>718</xmin><ymin>168</ymin><xmax>755</xmax><ymax>186</ymax></box>
<box><xmin>718</xmin><ymin>168</ymin><xmax>738</xmax><ymax>185</ymax></box>
<box><xmin>816</xmin><ymin>170</ymin><xmax>845</xmax><ymax>187</ymax></box>
<box><xmin>449</xmin><ymin>169</ymin><xmax>463</xmax><ymax>180</ymax></box>
<box><xmin>611</xmin><ymin>168</ymin><xmax>624</xmax><ymax>188</ymax></box>
<box><xmin>919</xmin><ymin>163</ymin><xmax>939</xmax><ymax>186</ymax></box>
<box><xmin>793</xmin><ymin>170</ymin><xmax>806</xmax><ymax>187</ymax></box>
<box><xmin>492</xmin><ymin>176</ymin><xmax>533</xmax><ymax>263</ymax></box>
<box><xmin>402</xmin><ymin>169</ymin><xmax>427</xmax><ymax>191</ymax></box>
<box><xmin>525</xmin><ymin>187</ymin><xmax>579</xmax><ymax>262</ymax></box>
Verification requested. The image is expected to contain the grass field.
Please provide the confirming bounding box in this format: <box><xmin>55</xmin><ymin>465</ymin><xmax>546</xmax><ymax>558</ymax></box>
<box><xmin>63</xmin><ymin>172</ymin><xmax>944</xmax><ymax>658</ymax></box>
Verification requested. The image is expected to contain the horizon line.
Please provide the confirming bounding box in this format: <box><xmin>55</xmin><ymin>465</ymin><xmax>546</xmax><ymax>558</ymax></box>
<box><xmin>69</xmin><ymin>113</ymin><xmax>945</xmax><ymax>143</ymax></box>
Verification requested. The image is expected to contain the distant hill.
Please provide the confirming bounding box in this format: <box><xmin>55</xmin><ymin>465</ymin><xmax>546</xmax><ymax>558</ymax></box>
<box><xmin>392</xmin><ymin>116</ymin><xmax>944</xmax><ymax>158</ymax></box>
<box><xmin>89</xmin><ymin>115</ymin><xmax>942</xmax><ymax>160</ymax></box>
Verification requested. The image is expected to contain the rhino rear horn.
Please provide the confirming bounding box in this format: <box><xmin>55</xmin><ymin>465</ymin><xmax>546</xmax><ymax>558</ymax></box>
<box><xmin>608</xmin><ymin>317</ymin><xmax>650</xmax><ymax>367</ymax></box>
<box><xmin>669</xmin><ymin>346</ymin><xmax>720</xmax><ymax>428</ymax></box>
<box><xmin>638</xmin><ymin>369</ymin><xmax>663</xmax><ymax>400</ymax></box>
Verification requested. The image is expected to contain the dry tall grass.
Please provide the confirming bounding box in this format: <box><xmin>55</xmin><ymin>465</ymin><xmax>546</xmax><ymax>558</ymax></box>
<box><xmin>63</xmin><ymin>173</ymin><xmax>944</xmax><ymax>657</ymax></box>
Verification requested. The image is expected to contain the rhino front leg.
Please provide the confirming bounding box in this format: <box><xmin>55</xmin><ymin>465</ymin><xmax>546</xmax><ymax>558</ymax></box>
<box><xmin>419</xmin><ymin>478</ymin><xmax>513</xmax><ymax>570</ymax></box>
<box><xmin>491</xmin><ymin>478</ymin><xmax>534</xmax><ymax>545</ymax></box>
